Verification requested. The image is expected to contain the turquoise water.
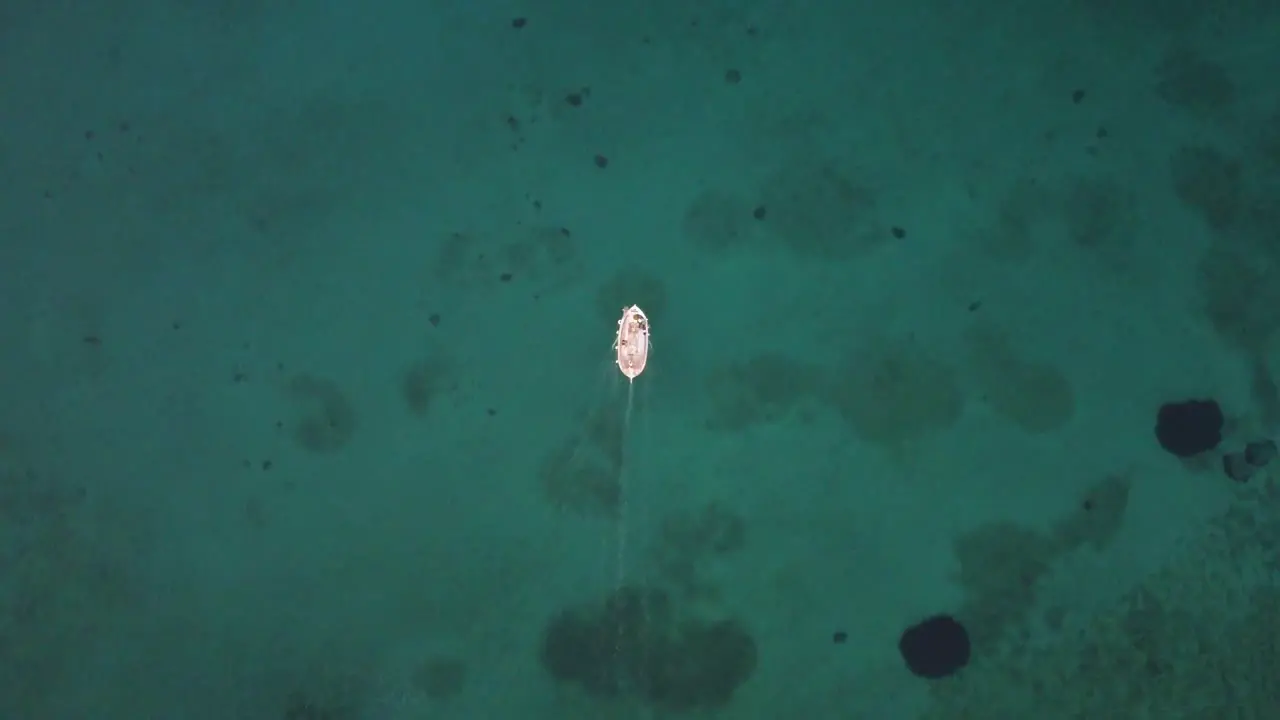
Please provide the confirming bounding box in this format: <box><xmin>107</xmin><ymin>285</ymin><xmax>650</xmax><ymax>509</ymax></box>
<box><xmin>2</xmin><ymin>1</ymin><xmax>1279</xmax><ymax>717</ymax></box>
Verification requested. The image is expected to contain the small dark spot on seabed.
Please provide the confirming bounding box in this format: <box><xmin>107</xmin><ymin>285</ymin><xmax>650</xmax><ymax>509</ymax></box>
<box><xmin>891</xmin><ymin>226</ymin><xmax>906</xmax><ymax>239</ymax></box>
<box><xmin>752</xmin><ymin>205</ymin><xmax>767</xmax><ymax>220</ymax></box>
<box><xmin>500</xmin><ymin>272</ymin><xmax>513</xmax><ymax>282</ymax></box>
<box><xmin>725</xmin><ymin>69</ymin><xmax>742</xmax><ymax>84</ymax></box>
<box><xmin>511</xmin><ymin>17</ymin><xmax>527</xmax><ymax>29</ymax></box>
<box><xmin>594</xmin><ymin>154</ymin><xmax>609</xmax><ymax>169</ymax></box>
<box><xmin>428</xmin><ymin>313</ymin><xmax>441</xmax><ymax>327</ymax></box>
<box><xmin>1072</xmin><ymin>89</ymin><xmax>1085</xmax><ymax>104</ymax></box>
